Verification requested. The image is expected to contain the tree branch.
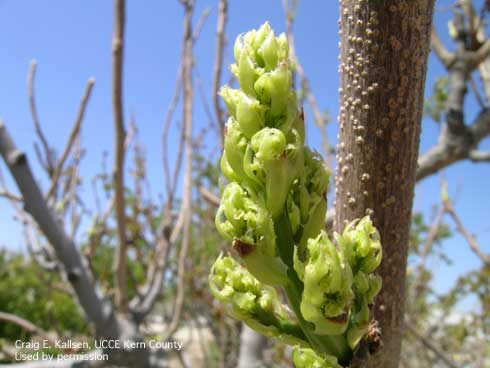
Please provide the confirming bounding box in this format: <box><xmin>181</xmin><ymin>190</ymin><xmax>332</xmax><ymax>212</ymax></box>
<box><xmin>27</xmin><ymin>60</ymin><xmax>54</xmax><ymax>175</ymax></box>
<box><xmin>166</xmin><ymin>0</ymin><xmax>194</xmax><ymax>338</ymax></box>
<box><xmin>443</xmin><ymin>198</ymin><xmax>490</xmax><ymax>265</ymax></box>
<box><xmin>198</xmin><ymin>185</ymin><xmax>219</xmax><ymax>207</ymax></box>
<box><xmin>212</xmin><ymin>0</ymin><xmax>228</xmax><ymax>146</ymax></box>
<box><xmin>45</xmin><ymin>78</ymin><xmax>95</xmax><ymax>201</ymax></box>
<box><xmin>0</xmin><ymin>120</ymin><xmax>119</xmax><ymax>339</ymax></box>
<box><xmin>112</xmin><ymin>0</ymin><xmax>128</xmax><ymax>312</ymax></box>
<box><xmin>469</xmin><ymin>149</ymin><xmax>490</xmax><ymax>161</ymax></box>
<box><xmin>431</xmin><ymin>28</ymin><xmax>454</xmax><ymax>68</ymax></box>
<box><xmin>0</xmin><ymin>311</ymin><xmax>57</xmax><ymax>346</ymax></box>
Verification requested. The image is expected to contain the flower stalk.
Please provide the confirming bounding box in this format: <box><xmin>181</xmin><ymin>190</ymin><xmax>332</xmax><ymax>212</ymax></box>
<box><xmin>209</xmin><ymin>22</ymin><xmax>383</xmax><ymax>367</ymax></box>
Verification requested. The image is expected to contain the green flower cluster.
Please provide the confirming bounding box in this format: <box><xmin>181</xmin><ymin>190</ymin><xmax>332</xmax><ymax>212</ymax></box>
<box><xmin>210</xmin><ymin>22</ymin><xmax>383</xmax><ymax>367</ymax></box>
<box><xmin>337</xmin><ymin>218</ymin><xmax>383</xmax><ymax>349</ymax></box>
<box><xmin>209</xmin><ymin>254</ymin><xmax>307</xmax><ymax>346</ymax></box>
<box><xmin>292</xmin><ymin>217</ymin><xmax>382</xmax><ymax>346</ymax></box>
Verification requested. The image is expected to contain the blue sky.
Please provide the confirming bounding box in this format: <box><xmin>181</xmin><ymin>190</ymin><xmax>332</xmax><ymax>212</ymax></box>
<box><xmin>0</xmin><ymin>0</ymin><xmax>489</xmax><ymax>308</ymax></box>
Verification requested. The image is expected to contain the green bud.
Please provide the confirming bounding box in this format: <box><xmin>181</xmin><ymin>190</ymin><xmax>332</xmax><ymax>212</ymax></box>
<box><xmin>292</xmin><ymin>347</ymin><xmax>341</xmax><ymax>368</ymax></box>
<box><xmin>259</xmin><ymin>32</ymin><xmax>279</xmax><ymax>71</ymax></box>
<box><xmin>219</xmin><ymin>86</ymin><xmax>241</xmax><ymax>119</ymax></box>
<box><xmin>215</xmin><ymin>182</ymin><xmax>287</xmax><ymax>285</ymax></box>
<box><xmin>237</xmin><ymin>48</ymin><xmax>259</xmax><ymax>97</ymax></box>
<box><xmin>234</xmin><ymin>34</ymin><xmax>245</xmax><ymax>64</ymax></box>
<box><xmin>295</xmin><ymin>231</ymin><xmax>353</xmax><ymax>335</ymax></box>
<box><xmin>254</xmin><ymin>62</ymin><xmax>291</xmax><ymax>117</ymax></box>
<box><xmin>365</xmin><ymin>274</ymin><xmax>382</xmax><ymax>305</ymax></box>
<box><xmin>346</xmin><ymin>296</ymin><xmax>370</xmax><ymax>350</ymax></box>
<box><xmin>247</xmin><ymin>127</ymin><xmax>291</xmax><ymax>218</ymax></box>
<box><xmin>294</xmin><ymin>148</ymin><xmax>330</xmax><ymax>251</ymax></box>
<box><xmin>337</xmin><ymin>216</ymin><xmax>382</xmax><ymax>274</ymax></box>
<box><xmin>210</xmin><ymin>255</ymin><xmax>307</xmax><ymax>346</ymax></box>
<box><xmin>224</xmin><ymin>118</ymin><xmax>249</xmax><ymax>180</ymax></box>
<box><xmin>236</xmin><ymin>93</ymin><xmax>266</xmax><ymax>138</ymax></box>
<box><xmin>251</xmin><ymin>127</ymin><xmax>286</xmax><ymax>160</ymax></box>
<box><xmin>287</xmin><ymin>194</ymin><xmax>301</xmax><ymax>235</ymax></box>
<box><xmin>276</xmin><ymin>33</ymin><xmax>289</xmax><ymax>60</ymax></box>
<box><xmin>220</xmin><ymin>154</ymin><xmax>241</xmax><ymax>183</ymax></box>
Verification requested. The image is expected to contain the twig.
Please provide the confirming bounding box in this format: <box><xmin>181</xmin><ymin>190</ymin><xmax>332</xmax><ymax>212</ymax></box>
<box><xmin>27</xmin><ymin>60</ymin><xmax>54</xmax><ymax>175</ymax></box>
<box><xmin>112</xmin><ymin>0</ymin><xmax>128</xmax><ymax>312</ymax></box>
<box><xmin>0</xmin><ymin>190</ymin><xmax>22</xmax><ymax>202</ymax></box>
<box><xmin>162</xmin><ymin>67</ymin><xmax>183</xmax><ymax>202</ymax></box>
<box><xmin>198</xmin><ymin>186</ymin><xmax>219</xmax><ymax>207</ymax></box>
<box><xmin>192</xmin><ymin>6</ymin><xmax>211</xmax><ymax>42</ymax></box>
<box><xmin>166</xmin><ymin>0</ymin><xmax>194</xmax><ymax>338</ymax></box>
<box><xmin>212</xmin><ymin>0</ymin><xmax>228</xmax><ymax>146</ymax></box>
<box><xmin>469</xmin><ymin>149</ymin><xmax>490</xmax><ymax>161</ymax></box>
<box><xmin>443</xmin><ymin>197</ymin><xmax>490</xmax><ymax>265</ymax></box>
<box><xmin>0</xmin><ymin>311</ymin><xmax>58</xmax><ymax>347</ymax></box>
<box><xmin>45</xmin><ymin>78</ymin><xmax>95</xmax><ymax>201</ymax></box>
<box><xmin>430</xmin><ymin>27</ymin><xmax>455</xmax><ymax>68</ymax></box>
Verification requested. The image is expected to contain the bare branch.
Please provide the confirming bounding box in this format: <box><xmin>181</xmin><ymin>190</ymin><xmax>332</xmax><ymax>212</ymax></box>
<box><xmin>112</xmin><ymin>0</ymin><xmax>128</xmax><ymax>311</ymax></box>
<box><xmin>192</xmin><ymin>6</ymin><xmax>211</xmax><ymax>42</ymax></box>
<box><xmin>199</xmin><ymin>185</ymin><xmax>220</xmax><ymax>207</ymax></box>
<box><xmin>162</xmin><ymin>65</ymin><xmax>183</xmax><ymax>202</ymax></box>
<box><xmin>0</xmin><ymin>311</ymin><xmax>58</xmax><ymax>347</ymax></box>
<box><xmin>212</xmin><ymin>0</ymin><xmax>228</xmax><ymax>146</ymax></box>
<box><xmin>45</xmin><ymin>78</ymin><xmax>95</xmax><ymax>201</ymax></box>
<box><xmin>417</xmin><ymin>107</ymin><xmax>490</xmax><ymax>181</ymax></box>
<box><xmin>469</xmin><ymin>39</ymin><xmax>490</xmax><ymax>68</ymax></box>
<box><xmin>443</xmin><ymin>197</ymin><xmax>490</xmax><ymax>265</ymax></box>
<box><xmin>0</xmin><ymin>190</ymin><xmax>22</xmax><ymax>202</ymax></box>
<box><xmin>27</xmin><ymin>60</ymin><xmax>54</xmax><ymax>175</ymax></box>
<box><xmin>0</xmin><ymin>120</ymin><xmax>119</xmax><ymax>339</ymax></box>
<box><xmin>430</xmin><ymin>28</ymin><xmax>454</xmax><ymax>68</ymax></box>
<box><xmin>166</xmin><ymin>0</ymin><xmax>194</xmax><ymax>338</ymax></box>
<box><xmin>405</xmin><ymin>322</ymin><xmax>458</xmax><ymax>368</ymax></box>
<box><xmin>469</xmin><ymin>150</ymin><xmax>490</xmax><ymax>161</ymax></box>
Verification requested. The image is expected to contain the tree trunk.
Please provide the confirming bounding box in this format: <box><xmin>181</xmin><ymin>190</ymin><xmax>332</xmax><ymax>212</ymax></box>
<box><xmin>335</xmin><ymin>2</ymin><xmax>435</xmax><ymax>367</ymax></box>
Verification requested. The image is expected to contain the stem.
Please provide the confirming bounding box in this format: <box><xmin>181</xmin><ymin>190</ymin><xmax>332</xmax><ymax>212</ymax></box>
<box><xmin>274</xmin><ymin>210</ymin><xmax>350</xmax><ymax>362</ymax></box>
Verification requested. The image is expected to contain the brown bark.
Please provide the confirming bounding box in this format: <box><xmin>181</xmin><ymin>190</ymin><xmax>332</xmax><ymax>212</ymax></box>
<box><xmin>335</xmin><ymin>2</ymin><xmax>435</xmax><ymax>367</ymax></box>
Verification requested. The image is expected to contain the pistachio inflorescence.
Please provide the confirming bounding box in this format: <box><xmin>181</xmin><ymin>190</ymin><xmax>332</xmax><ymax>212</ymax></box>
<box><xmin>209</xmin><ymin>22</ymin><xmax>383</xmax><ymax>367</ymax></box>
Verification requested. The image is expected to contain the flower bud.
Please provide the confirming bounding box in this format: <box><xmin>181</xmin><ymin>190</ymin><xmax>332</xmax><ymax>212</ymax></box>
<box><xmin>259</xmin><ymin>32</ymin><xmax>279</xmax><ymax>71</ymax></box>
<box><xmin>295</xmin><ymin>231</ymin><xmax>353</xmax><ymax>335</ymax></box>
<box><xmin>220</xmin><ymin>154</ymin><xmax>240</xmax><ymax>183</ymax></box>
<box><xmin>254</xmin><ymin>62</ymin><xmax>291</xmax><ymax>117</ymax></box>
<box><xmin>234</xmin><ymin>34</ymin><xmax>245</xmax><ymax>64</ymax></box>
<box><xmin>236</xmin><ymin>49</ymin><xmax>259</xmax><ymax>97</ymax></box>
<box><xmin>224</xmin><ymin>118</ymin><xmax>249</xmax><ymax>180</ymax></box>
<box><xmin>215</xmin><ymin>182</ymin><xmax>287</xmax><ymax>285</ymax></box>
<box><xmin>277</xmin><ymin>33</ymin><xmax>289</xmax><ymax>60</ymax></box>
<box><xmin>346</xmin><ymin>296</ymin><xmax>370</xmax><ymax>350</ymax></box>
<box><xmin>236</xmin><ymin>93</ymin><xmax>266</xmax><ymax>138</ymax></box>
<box><xmin>337</xmin><ymin>216</ymin><xmax>382</xmax><ymax>274</ymax></box>
<box><xmin>210</xmin><ymin>255</ymin><xmax>307</xmax><ymax>346</ymax></box>
<box><xmin>292</xmin><ymin>347</ymin><xmax>341</xmax><ymax>368</ymax></box>
<box><xmin>251</xmin><ymin>127</ymin><xmax>287</xmax><ymax>160</ymax></box>
<box><xmin>219</xmin><ymin>86</ymin><xmax>241</xmax><ymax>119</ymax></box>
